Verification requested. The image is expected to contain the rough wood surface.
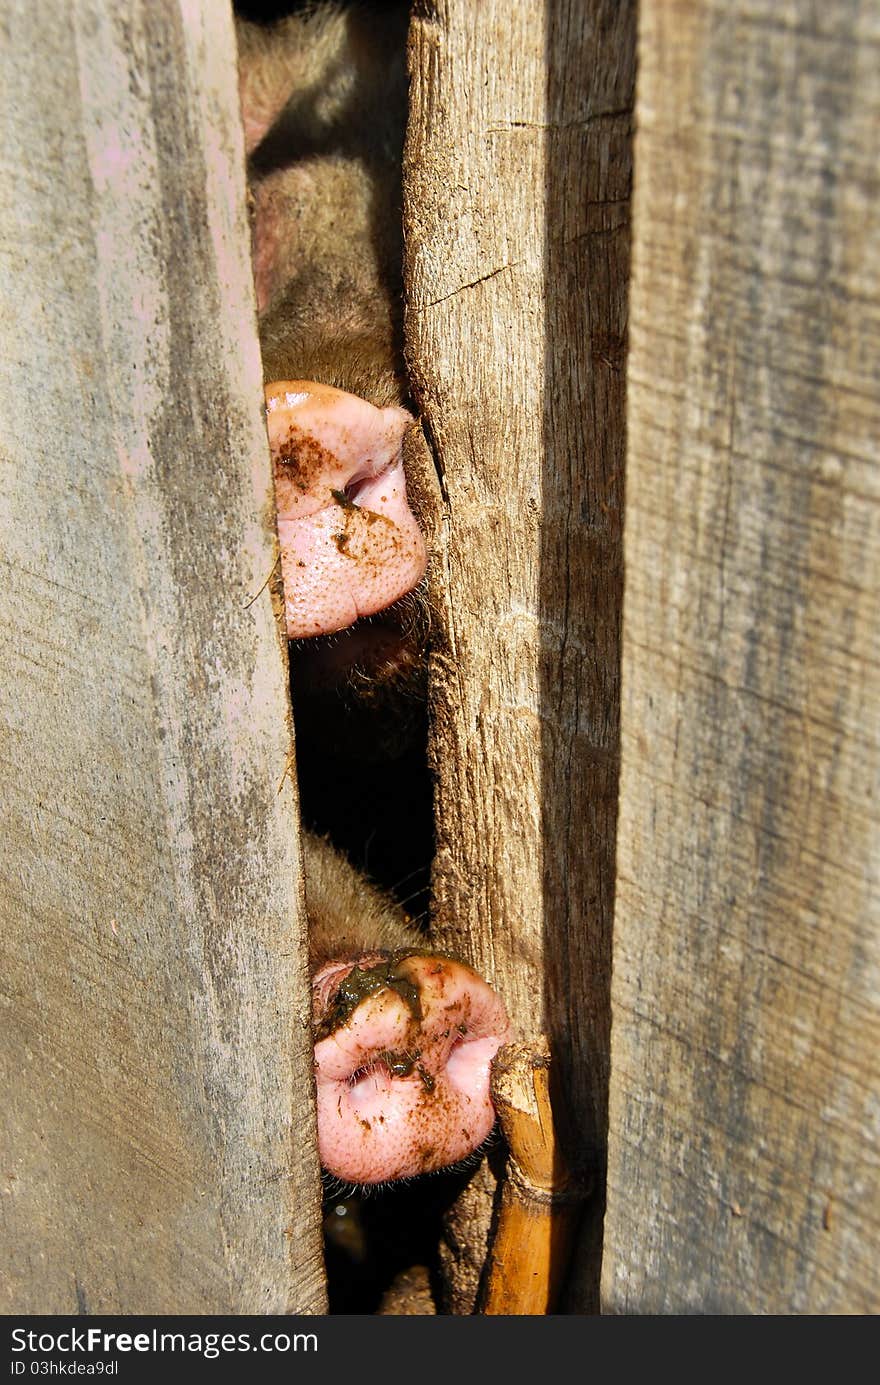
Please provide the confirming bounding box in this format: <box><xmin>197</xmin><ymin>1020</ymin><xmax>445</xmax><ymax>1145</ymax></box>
<box><xmin>405</xmin><ymin>0</ymin><xmax>634</xmax><ymax>1311</ymax></box>
<box><xmin>0</xmin><ymin>0</ymin><xmax>325</xmax><ymax>1314</ymax></box>
<box><xmin>603</xmin><ymin>0</ymin><xmax>880</xmax><ymax>1314</ymax></box>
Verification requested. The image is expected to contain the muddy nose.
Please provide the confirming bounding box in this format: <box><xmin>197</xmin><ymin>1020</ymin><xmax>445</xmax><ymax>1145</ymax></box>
<box><xmin>265</xmin><ymin>380</ymin><xmax>428</xmax><ymax>638</ymax></box>
<box><xmin>312</xmin><ymin>951</ymin><xmax>512</xmax><ymax>1185</ymax></box>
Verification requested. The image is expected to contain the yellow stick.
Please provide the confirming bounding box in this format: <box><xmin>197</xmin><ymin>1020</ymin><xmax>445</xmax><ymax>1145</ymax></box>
<box><xmin>480</xmin><ymin>1037</ymin><xmax>588</xmax><ymax>1315</ymax></box>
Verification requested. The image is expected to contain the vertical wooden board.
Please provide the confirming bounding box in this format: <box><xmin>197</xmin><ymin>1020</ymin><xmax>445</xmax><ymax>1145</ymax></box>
<box><xmin>405</xmin><ymin>0</ymin><xmax>633</xmax><ymax>1309</ymax></box>
<box><xmin>604</xmin><ymin>0</ymin><xmax>880</xmax><ymax>1313</ymax></box>
<box><xmin>0</xmin><ymin>1</ymin><xmax>325</xmax><ymax>1313</ymax></box>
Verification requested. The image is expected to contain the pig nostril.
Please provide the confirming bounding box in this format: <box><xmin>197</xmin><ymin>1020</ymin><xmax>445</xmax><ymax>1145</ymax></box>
<box><xmin>445</xmin><ymin>1027</ymin><xmax>471</xmax><ymax>1058</ymax></box>
<box><xmin>347</xmin><ymin>1060</ymin><xmax>392</xmax><ymax>1096</ymax></box>
<box><xmin>445</xmin><ymin>1033</ymin><xmax>502</xmax><ymax>1091</ymax></box>
<box><xmin>342</xmin><ymin>457</ymin><xmax>395</xmax><ymax>506</ymax></box>
<box><xmin>347</xmin><ymin>1047</ymin><xmax>420</xmax><ymax>1090</ymax></box>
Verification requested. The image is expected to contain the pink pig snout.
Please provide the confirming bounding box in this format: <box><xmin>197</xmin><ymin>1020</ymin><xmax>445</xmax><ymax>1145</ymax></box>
<box><xmin>312</xmin><ymin>952</ymin><xmax>512</xmax><ymax>1185</ymax></box>
<box><xmin>265</xmin><ymin>380</ymin><xmax>428</xmax><ymax>638</ymax></box>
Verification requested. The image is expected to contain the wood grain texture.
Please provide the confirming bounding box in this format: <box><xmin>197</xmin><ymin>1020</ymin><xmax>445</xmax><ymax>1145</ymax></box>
<box><xmin>405</xmin><ymin>0</ymin><xmax>634</xmax><ymax>1311</ymax></box>
<box><xmin>603</xmin><ymin>0</ymin><xmax>880</xmax><ymax>1313</ymax></box>
<box><xmin>0</xmin><ymin>0</ymin><xmax>325</xmax><ymax>1314</ymax></box>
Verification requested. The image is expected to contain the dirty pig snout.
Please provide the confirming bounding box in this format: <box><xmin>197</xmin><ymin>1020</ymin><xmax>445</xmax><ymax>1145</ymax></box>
<box><xmin>266</xmin><ymin>380</ymin><xmax>428</xmax><ymax>639</ymax></box>
<box><xmin>312</xmin><ymin>951</ymin><xmax>513</xmax><ymax>1186</ymax></box>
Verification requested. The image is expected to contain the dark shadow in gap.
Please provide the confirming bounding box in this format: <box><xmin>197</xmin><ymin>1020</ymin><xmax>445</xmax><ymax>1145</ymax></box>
<box><xmin>540</xmin><ymin>0</ymin><xmax>636</xmax><ymax>1314</ymax></box>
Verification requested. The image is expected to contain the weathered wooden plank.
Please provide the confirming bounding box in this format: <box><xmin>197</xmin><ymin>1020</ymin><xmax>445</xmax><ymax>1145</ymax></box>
<box><xmin>0</xmin><ymin>0</ymin><xmax>325</xmax><ymax>1313</ymax></box>
<box><xmin>405</xmin><ymin>0</ymin><xmax>634</xmax><ymax>1311</ymax></box>
<box><xmin>604</xmin><ymin>0</ymin><xmax>880</xmax><ymax>1313</ymax></box>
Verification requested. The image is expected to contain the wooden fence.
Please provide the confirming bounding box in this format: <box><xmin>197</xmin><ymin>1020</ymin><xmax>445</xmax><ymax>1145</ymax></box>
<box><xmin>0</xmin><ymin>0</ymin><xmax>876</xmax><ymax>1315</ymax></box>
<box><xmin>0</xmin><ymin>0</ymin><xmax>324</xmax><ymax>1315</ymax></box>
